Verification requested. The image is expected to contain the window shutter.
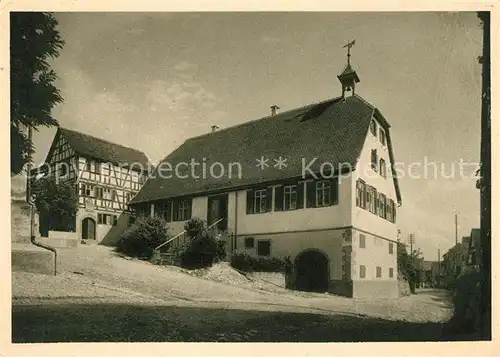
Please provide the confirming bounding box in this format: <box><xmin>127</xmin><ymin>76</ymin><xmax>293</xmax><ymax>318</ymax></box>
<box><xmin>393</xmin><ymin>200</ymin><xmax>397</xmax><ymax>223</ymax></box>
<box><xmin>306</xmin><ymin>181</ymin><xmax>316</xmax><ymax>208</ymax></box>
<box><xmin>266</xmin><ymin>186</ymin><xmax>273</xmax><ymax>212</ymax></box>
<box><xmin>166</xmin><ymin>201</ymin><xmax>172</xmax><ymax>222</ymax></box>
<box><xmin>297</xmin><ymin>182</ymin><xmax>305</xmax><ymax>209</ymax></box>
<box><xmin>330</xmin><ymin>177</ymin><xmax>339</xmax><ymax>205</ymax></box>
<box><xmin>172</xmin><ymin>201</ymin><xmax>179</xmax><ymax>221</ymax></box>
<box><xmin>274</xmin><ymin>185</ymin><xmax>284</xmax><ymax>211</ymax></box>
<box><xmin>246</xmin><ymin>189</ymin><xmax>254</xmax><ymax>214</ymax></box>
<box><xmin>187</xmin><ymin>199</ymin><xmax>192</xmax><ymax>219</ymax></box>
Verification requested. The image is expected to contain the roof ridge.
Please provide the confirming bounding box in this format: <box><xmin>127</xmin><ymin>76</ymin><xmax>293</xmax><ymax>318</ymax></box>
<box><xmin>59</xmin><ymin>126</ymin><xmax>148</xmax><ymax>156</ymax></box>
<box><xmin>187</xmin><ymin>96</ymin><xmax>343</xmax><ymax>141</ymax></box>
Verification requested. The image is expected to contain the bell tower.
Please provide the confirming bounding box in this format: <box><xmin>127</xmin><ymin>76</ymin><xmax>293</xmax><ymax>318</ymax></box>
<box><xmin>337</xmin><ymin>40</ymin><xmax>360</xmax><ymax>98</ymax></box>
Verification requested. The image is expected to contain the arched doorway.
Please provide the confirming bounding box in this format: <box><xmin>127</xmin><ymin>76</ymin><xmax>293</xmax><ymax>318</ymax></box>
<box><xmin>81</xmin><ymin>217</ymin><xmax>96</xmax><ymax>240</ymax></box>
<box><xmin>294</xmin><ymin>250</ymin><xmax>329</xmax><ymax>292</ymax></box>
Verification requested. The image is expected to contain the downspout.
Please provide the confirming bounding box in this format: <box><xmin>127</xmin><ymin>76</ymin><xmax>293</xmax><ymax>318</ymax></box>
<box><xmin>26</xmin><ymin>125</ymin><xmax>57</xmax><ymax>275</ymax></box>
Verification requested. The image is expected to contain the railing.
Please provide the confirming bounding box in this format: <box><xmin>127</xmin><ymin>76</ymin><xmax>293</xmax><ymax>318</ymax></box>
<box><xmin>154</xmin><ymin>218</ymin><xmax>225</xmax><ymax>252</ymax></box>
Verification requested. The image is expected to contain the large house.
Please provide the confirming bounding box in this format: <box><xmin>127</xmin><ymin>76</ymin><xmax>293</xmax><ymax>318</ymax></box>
<box><xmin>31</xmin><ymin>127</ymin><xmax>150</xmax><ymax>245</ymax></box>
<box><xmin>129</xmin><ymin>53</ymin><xmax>402</xmax><ymax>298</ymax></box>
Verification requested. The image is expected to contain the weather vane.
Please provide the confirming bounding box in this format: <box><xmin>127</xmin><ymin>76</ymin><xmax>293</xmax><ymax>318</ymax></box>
<box><xmin>342</xmin><ymin>40</ymin><xmax>356</xmax><ymax>64</ymax></box>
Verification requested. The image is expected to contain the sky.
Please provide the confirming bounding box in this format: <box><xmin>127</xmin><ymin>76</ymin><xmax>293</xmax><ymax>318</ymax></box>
<box><xmin>24</xmin><ymin>11</ymin><xmax>483</xmax><ymax>260</ymax></box>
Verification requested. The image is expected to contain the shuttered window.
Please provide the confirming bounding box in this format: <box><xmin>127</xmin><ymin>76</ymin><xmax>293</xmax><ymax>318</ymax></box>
<box><xmin>247</xmin><ymin>187</ymin><xmax>272</xmax><ymax>214</ymax></box>
<box><xmin>379</xmin><ymin>158</ymin><xmax>387</xmax><ymax>178</ymax></box>
<box><xmin>359</xmin><ymin>234</ymin><xmax>366</xmax><ymax>248</ymax></box>
<box><xmin>360</xmin><ymin>265</ymin><xmax>366</xmax><ymax>279</ymax></box>
<box><xmin>356</xmin><ymin>179</ymin><xmax>366</xmax><ymax>208</ymax></box>
<box><xmin>371</xmin><ymin>149</ymin><xmax>378</xmax><ymax>171</ymax></box>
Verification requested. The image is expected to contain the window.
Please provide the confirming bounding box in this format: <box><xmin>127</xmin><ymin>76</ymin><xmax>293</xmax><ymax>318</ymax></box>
<box><xmin>370</xmin><ymin>119</ymin><xmax>377</xmax><ymax>137</ymax></box>
<box><xmin>379</xmin><ymin>128</ymin><xmax>386</xmax><ymax>146</ymax></box>
<box><xmin>95</xmin><ymin>162</ymin><xmax>101</xmax><ymax>174</ymax></box>
<box><xmin>176</xmin><ymin>200</ymin><xmax>191</xmax><ymax>221</ymax></box>
<box><xmin>157</xmin><ymin>202</ymin><xmax>172</xmax><ymax>222</ymax></box>
<box><xmin>379</xmin><ymin>158</ymin><xmax>386</xmax><ymax>178</ymax></box>
<box><xmin>104</xmin><ymin>188</ymin><xmax>112</xmax><ymax>200</ymax></box>
<box><xmin>316</xmin><ymin>181</ymin><xmax>331</xmax><ymax>207</ymax></box>
<box><xmin>389</xmin><ymin>242</ymin><xmax>394</xmax><ymax>255</ymax></box>
<box><xmin>178</xmin><ymin>201</ymin><xmax>189</xmax><ymax>221</ymax></box>
<box><xmin>389</xmin><ymin>267</ymin><xmax>394</xmax><ymax>278</ymax></box>
<box><xmin>95</xmin><ymin>186</ymin><xmax>104</xmax><ymax>199</ymax></box>
<box><xmin>257</xmin><ymin>240</ymin><xmax>271</xmax><ymax>256</ymax></box>
<box><xmin>85</xmin><ymin>185</ymin><xmax>94</xmax><ymax>197</ymax></box>
<box><xmin>112</xmin><ymin>189</ymin><xmax>118</xmax><ymax>201</ymax></box>
<box><xmin>388</xmin><ymin>199</ymin><xmax>396</xmax><ymax>223</ymax></box>
<box><xmin>60</xmin><ymin>164</ymin><xmax>67</xmax><ymax>176</ymax></box>
<box><xmin>244</xmin><ymin>237</ymin><xmax>255</xmax><ymax>248</ymax></box>
<box><xmin>359</xmin><ymin>234</ymin><xmax>366</xmax><ymax>248</ymax></box>
<box><xmin>139</xmin><ymin>174</ymin><xmax>146</xmax><ymax>184</ymax></box>
<box><xmin>366</xmin><ymin>186</ymin><xmax>377</xmax><ymax>214</ymax></box>
<box><xmin>378</xmin><ymin>193</ymin><xmax>386</xmax><ymax>218</ymax></box>
<box><xmin>360</xmin><ymin>265</ymin><xmax>366</xmax><ymax>279</ymax></box>
<box><xmin>86</xmin><ymin>159</ymin><xmax>91</xmax><ymax>172</ymax></box>
<box><xmin>254</xmin><ymin>189</ymin><xmax>268</xmax><ymax>213</ymax></box>
<box><xmin>80</xmin><ymin>183</ymin><xmax>86</xmax><ymax>196</ymax></box>
<box><xmin>125</xmin><ymin>192</ymin><xmax>133</xmax><ymax>203</ymax></box>
<box><xmin>98</xmin><ymin>214</ymin><xmax>104</xmax><ymax>224</ymax></box>
<box><xmin>376</xmin><ymin>266</ymin><xmax>382</xmax><ymax>278</ymax></box>
<box><xmin>283</xmin><ymin>184</ymin><xmax>297</xmax><ymax>210</ymax></box>
<box><xmin>112</xmin><ymin>215</ymin><xmax>118</xmax><ymax>226</ymax></box>
<box><xmin>356</xmin><ymin>179</ymin><xmax>366</xmax><ymax>209</ymax></box>
<box><xmin>371</xmin><ymin>149</ymin><xmax>378</xmax><ymax>171</ymax></box>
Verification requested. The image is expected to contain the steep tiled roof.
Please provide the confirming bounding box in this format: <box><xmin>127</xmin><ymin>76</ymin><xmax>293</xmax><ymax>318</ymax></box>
<box><xmin>130</xmin><ymin>95</ymin><xmax>400</xmax><ymax>204</ymax></box>
<box><xmin>58</xmin><ymin>127</ymin><xmax>150</xmax><ymax>170</ymax></box>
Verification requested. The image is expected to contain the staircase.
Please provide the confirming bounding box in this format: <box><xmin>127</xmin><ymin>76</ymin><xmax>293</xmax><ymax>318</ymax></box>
<box><xmin>151</xmin><ymin>218</ymin><xmax>233</xmax><ymax>266</ymax></box>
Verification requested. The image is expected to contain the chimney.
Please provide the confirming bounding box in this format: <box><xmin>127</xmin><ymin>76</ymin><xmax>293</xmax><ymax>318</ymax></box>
<box><xmin>270</xmin><ymin>105</ymin><xmax>280</xmax><ymax>116</ymax></box>
<box><xmin>211</xmin><ymin>125</ymin><xmax>220</xmax><ymax>132</ymax></box>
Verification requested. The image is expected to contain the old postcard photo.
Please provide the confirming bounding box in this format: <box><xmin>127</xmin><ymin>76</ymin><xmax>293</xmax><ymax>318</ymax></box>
<box><xmin>3</xmin><ymin>3</ymin><xmax>496</xmax><ymax>355</ymax></box>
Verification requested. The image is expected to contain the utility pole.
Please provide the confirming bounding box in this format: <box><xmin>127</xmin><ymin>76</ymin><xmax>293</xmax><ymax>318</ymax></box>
<box><xmin>409</xmin><ymin>233</ymin><xmax>415</xmax><ymax>254</ymax></box>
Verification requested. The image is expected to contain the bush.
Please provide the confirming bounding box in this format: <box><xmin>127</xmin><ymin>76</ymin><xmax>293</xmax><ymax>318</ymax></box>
<box><xmin>450</xmin><ymin>267</ymin><xmax>481</xmax><ymax>333</ymax></box>
<box><xmin>230</xmin><ymin>253</ymin><xmax>290</xmax><ymax>273</ymax></box>
<box><xmin>116</xmin><ymin>216</ymin><xmax>169</xmax><ymax>259</ymax></box>
<box><xmin>180</xmin><ymin>218</ymin><xmax>226</xmax><ymax>269</ymax></box>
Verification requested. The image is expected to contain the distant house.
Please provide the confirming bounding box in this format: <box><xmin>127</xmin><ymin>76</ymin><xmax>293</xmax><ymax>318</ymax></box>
<box><xmin>441</xmin><ymin>229</ymin><xmax>480</xmax><ymax>285</ymax></box>
<box><xmin>466</xmin><ymin>228</ymin><xmax>481</xmax><ymax>268</ymax></box>
<box><xmin>129</xmin><ymin>52</ymin><xmax>403</xmax><ymax>298</ymax></box>
<box><xmin>31</xmin><ymin>127</ymin><xmax>150</xmax><ymax>245</ymax></box>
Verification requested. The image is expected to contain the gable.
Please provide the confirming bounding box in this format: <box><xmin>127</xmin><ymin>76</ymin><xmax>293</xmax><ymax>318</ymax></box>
<box><xmin>355</xmin><ymin>109</ymin><xmax>402</xmax><ymax>205</ymax></box>
<box><xmin>47</xmin><ymin>133</ymin><xmax>75</xmax><ymax>164</ymax></box>
<box><xmin>58</xmin><ymin>127</ymin><xmax>150</xmax><ymax>171</ymax></box>
<box><xmin>131</xmin><ymin>95</ymin><xmax>376</xmax><ymax>204</ymax></box>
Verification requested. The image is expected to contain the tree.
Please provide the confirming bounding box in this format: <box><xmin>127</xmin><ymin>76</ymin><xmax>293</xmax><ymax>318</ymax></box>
<box><xmin>397</xmin><ymin>242</ymin><xmax>423</xmax><ymax>293</ymax></box>
<box><xmin>10</xmin><ymin>12</ymin><xmax>64</xmax><ymax>175</ymax></box>
<box><xmin>32</xmin><ymin>176</ymin><xmax>78</xmax><ymax>232</ymax></box>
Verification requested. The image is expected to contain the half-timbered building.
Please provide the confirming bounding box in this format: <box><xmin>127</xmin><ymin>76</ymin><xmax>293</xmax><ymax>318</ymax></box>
<box><xmin>31</xmin><ymin>127</ymin><xmax>150</xmax><ymax>245</ymax></box>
